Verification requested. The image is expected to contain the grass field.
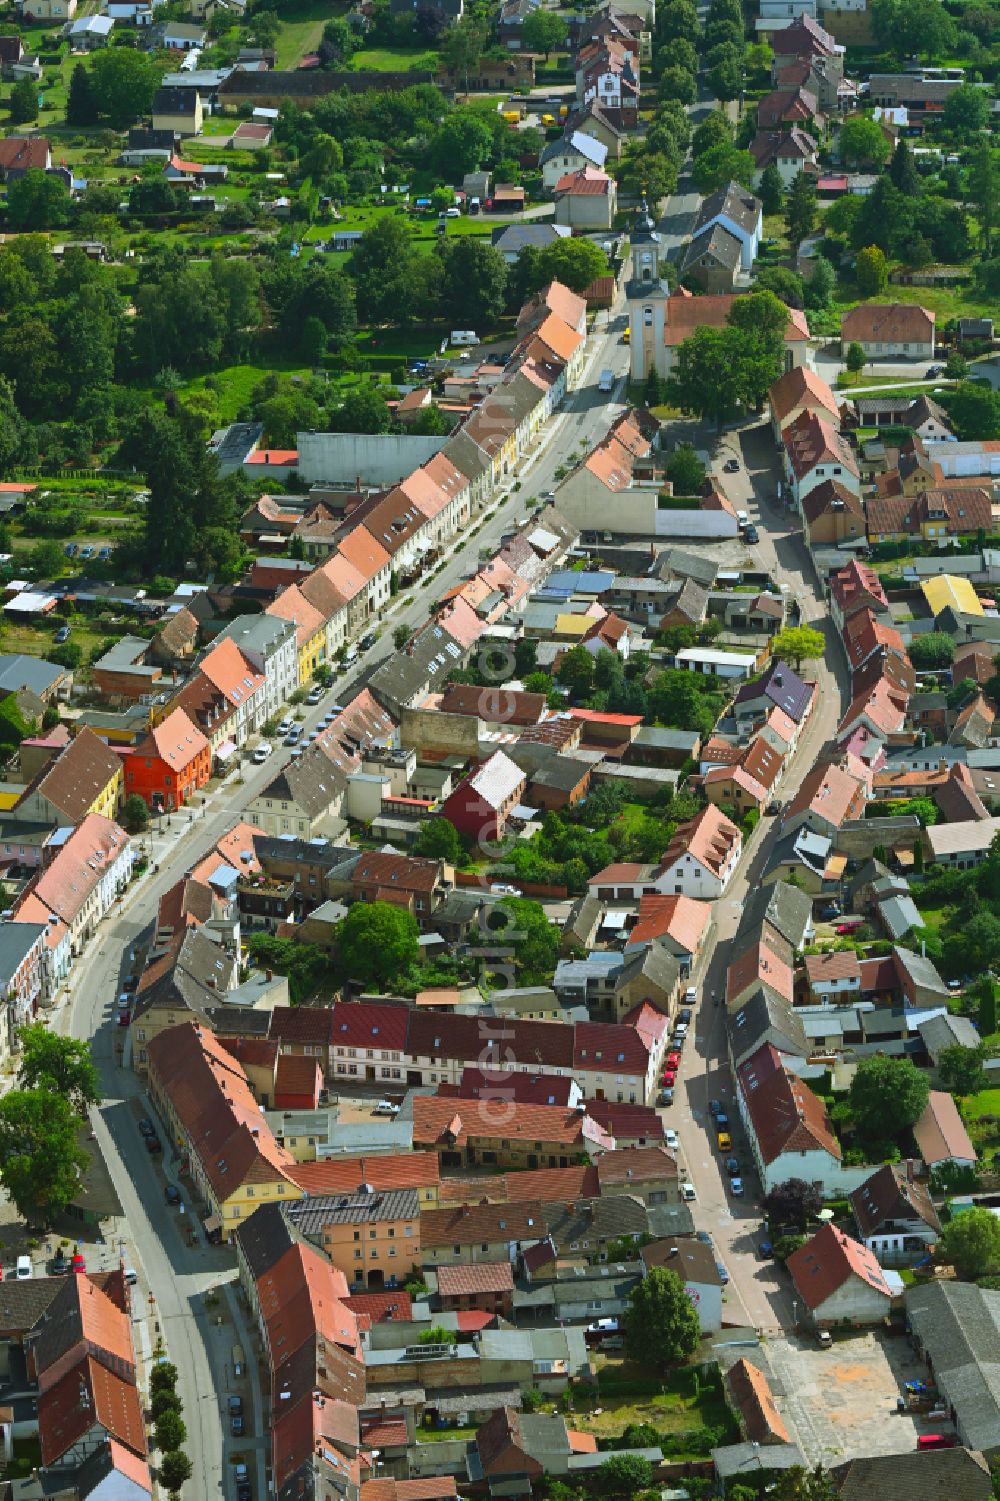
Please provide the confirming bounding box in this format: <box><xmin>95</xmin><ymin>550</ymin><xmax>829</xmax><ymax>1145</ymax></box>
<box><xmin>274</xmin><ymin>0</ymin><xmax>331</xmax><ymax>68</ymax></box>
<box><xmin>571</xmin><ymin>1363</ymin><xmax>737</xmax><ymax>1450</ymax></box>
<box><xmin>350</xmin><ymin>46</ymin><xmax>441</xmax><ymax>71</ymax></box>
<box><xmin>960</xmin><ymin>1087</ymin><xmax>1000</xmax><ymax>1150</ymax></box>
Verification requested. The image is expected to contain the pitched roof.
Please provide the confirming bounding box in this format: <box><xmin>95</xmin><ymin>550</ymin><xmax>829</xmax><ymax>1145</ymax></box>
<box><xmin>626</xmin><ymin>893</ymin><xmax>711</xmax><ymax>953</ymax></box>
<box><xmin>413</xmin><ymin>1097</ymin><xmax>597</xmax><ymax>1151</ymax></box>
<box><xmin>738</xmin><ymin>1046</ymin><xmax>841</xmax><ymax>1165</ymax></box>
<box><xmin>437</xmin><ymin>1262</ymin><xmax>515</xmax><ymax>1297</ymax></box>
<box><xmin>787</xmin><ymin>1222</ymin><xmax>894</xmax><ymax>1309</ymax></box>
<box><xmin>842</xmin><ymin>303</ymin><xmax>935</xmax><ymax>344</ymax></box>
<box><xmin>913</xmin><ymin>1090</ymin><xmax>977</xmax><ymax>1166</ymax></box>
<box><xmin>769</xmin><ymin>364</ymin><xmax>839</xmax><ymax>425</ymax></box>
<box><xmin>783</xmin><ymin>408</ymin><xmax>859</xmax><ymax>482</ymax></box>
<box><xmin>725</xmin><ymin>1357</ymin><xmax>791</xmax><ymax>1445</ymax></box>
<box><xmin>660</xmin><ymin>803</ymin><xmax>741</xmax><ymax>876</ymax></box>
<box><xmin>663</xmin><ymin>293</ymin><xmax>809</xmax><ymax>346</ymax></box>
<box><xmin>27</xmin><ymin>727</ymin><xmax>121</xmax><ymax>823</ymax></box>
<box><xmin>146</xmin><ymin>707</ymin><xmax>210</xmax><ymax>771</ymax></box>
<box><xmin>830</xmin><ymin>1448</ymin><xmax>992</xmax><ymax>1501</ymax></box>
<box><xmin>38</xmin><ymin>1355</ymin><xmax>146</xmax><ymax>1466</ymax></box>
<box><xmin>850</xmin><ymin>1161</ymin><xmax>941</xmax><ymax>1238</ymax></box>
<box><xmin>786</xmin><ymin>758</ymin><xmax>865</xmax><ymax>828</ymax></box>
<box><xmin>29</xmin><ymin>813</ymin><xmax>130</xmax><ymax>927</ymax></box>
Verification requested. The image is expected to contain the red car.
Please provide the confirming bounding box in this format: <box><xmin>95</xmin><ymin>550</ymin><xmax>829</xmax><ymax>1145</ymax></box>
<box><xmin>835</xmin><ymin>918</ymin><xmax>863</xmax><ymax>935</ymax></box>
<box><xmin>666</xmin><ymin>1050</ymin><xmax>681</xmax><ymax>1068</ymax></box>
<box><xmin>662</xmin><ymin>1069</ymin><xmax>677</xmax><ymax>1087</ymax></box>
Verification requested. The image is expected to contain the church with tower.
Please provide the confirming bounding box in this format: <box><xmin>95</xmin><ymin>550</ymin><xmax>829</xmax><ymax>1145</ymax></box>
<box><xmin>625</xmin><ymin>201</ymin><xmax>812</xmax><ymax>383</ymax></box>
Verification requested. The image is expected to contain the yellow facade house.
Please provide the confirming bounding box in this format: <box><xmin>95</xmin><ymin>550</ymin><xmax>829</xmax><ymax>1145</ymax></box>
<box><xmin>266</xmin><ymin>584</ymin><xmax>327</xmax><ymax>685</ymax></box>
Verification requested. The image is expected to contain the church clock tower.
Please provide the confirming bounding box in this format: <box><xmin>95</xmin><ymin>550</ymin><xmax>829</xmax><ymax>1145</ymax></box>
<box><xmin>625</xmin><ymin>201</ymin><xmax>669</xmax><ymax>384</ymax></box>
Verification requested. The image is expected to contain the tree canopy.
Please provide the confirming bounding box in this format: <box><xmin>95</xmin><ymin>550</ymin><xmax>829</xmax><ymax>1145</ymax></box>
<box><xmin>772</xmin><ymin>625</ymin><xmax>824</xmax><ymax>670</ymax></box>
<box><xmin>623</xmin><ymin>1266</ymin><xmax>701</xmax><ymax>1368</ymax></box>
<box><xmin>0</xmin><ymin>1090</ymin><xmax>89</xmax><ymax>1223</ymax></box>
<box><xmin>848</xmin><ymin>1055</ymin><xmax>929</xmax><ymax>1148</ymax></box>
<box><xmin>17</xmin><ymin>1025</ymin><xmax>99</xmax><ymax>1118</ymax></box>
<box><xmin>940</xmin><ymin>1205</ymin><xmax>1000</xmax><ymax>1278</ymax></box>
<box><xmin>337</xmin><ymin>901</ymin><xmax>420</xmax><ymax>988</ymax></box>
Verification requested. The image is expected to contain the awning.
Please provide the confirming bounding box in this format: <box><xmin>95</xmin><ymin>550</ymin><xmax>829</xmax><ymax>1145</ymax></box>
<box><xmin>203</xmin><ymin>1212</ymin><xmax>221</xmax><ymax>1234</ymax></box>
<box><xmin>215</xmin><ymin>740</ymin><xmax>237</xmax><ymax>762</ymax></box>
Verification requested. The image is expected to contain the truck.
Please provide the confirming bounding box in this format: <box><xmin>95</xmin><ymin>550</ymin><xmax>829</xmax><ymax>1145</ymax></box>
<box><xmin>598</xmin><ymin>368</ymin><xmax>615</xmax><ymax>393</ymax></box>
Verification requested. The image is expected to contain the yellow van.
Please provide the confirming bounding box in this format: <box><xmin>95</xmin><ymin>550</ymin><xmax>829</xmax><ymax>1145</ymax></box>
<box><xmin>502</xmin><ymin>110</ymin><xmax>521</xmax><ymax>124</ymax></box>
<box><xmin>541</xmin><ymin>113</ymin><xmax>556</xmax><ymax>125</ymax></box>
<box><xmin>623</xmin><ymin>327</ymin><xmax>630</xmax><ymax>345</ymax></box>
<box><xmin>717</xmin><ymin>1131</ymin><xmax>732</xmax><ymax>1152</ymax></box>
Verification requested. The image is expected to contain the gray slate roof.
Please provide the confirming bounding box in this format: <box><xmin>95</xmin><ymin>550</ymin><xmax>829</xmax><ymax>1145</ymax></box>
<box><xmin>905</xmin><ymin>1281</ymin><xmax>1000</xmax><ymax>1455</ymax></box>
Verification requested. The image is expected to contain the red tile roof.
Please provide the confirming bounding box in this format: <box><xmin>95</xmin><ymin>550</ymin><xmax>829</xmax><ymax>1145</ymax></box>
<box><xmin>738</xmin><ymin>1047</ymin><xmax>841</xmax><ymax>1166</ymax></box>
<box><xmin>39</xmin><ymin>1356</ymin><xmax>146</xmax><ymax>1466</ymax></box>
<box><xmin>437</xmin><ymin>1262</ymin><xmax>514</xmax><ymax>1296</ymax></box>
<box><xmin>786</xmin><ymin>1222</ymin><xmax>894</xmax><ymax>1309</ymax></box>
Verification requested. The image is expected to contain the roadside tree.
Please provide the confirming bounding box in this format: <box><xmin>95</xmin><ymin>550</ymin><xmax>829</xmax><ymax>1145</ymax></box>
<box><xmin>771</xmin><ymin>625</ymin><xmax>824</xmax><ymax>670</ymax></box>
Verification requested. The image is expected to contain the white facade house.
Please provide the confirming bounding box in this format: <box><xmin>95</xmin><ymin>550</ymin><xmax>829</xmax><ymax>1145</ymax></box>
<box><xmin>787</xmin><ymin>1223</ymin><xmax>897</xmax><ymax>1328</ymax></box>
<box><xmin>216</xmin><ymin>613</ymin><xmax>298</xmax><ymax>721</ymax></box>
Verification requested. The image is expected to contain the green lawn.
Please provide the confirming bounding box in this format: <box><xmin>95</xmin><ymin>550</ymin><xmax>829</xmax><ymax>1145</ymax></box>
<box><xmin>175</xmin><ymin>361</ymin><xmax>310</xmax><ymax>423</ymax></box>
<box><xmin>274</xmin><ymin>0</ymin><xmax>332</xmax><ymax>68</ymax></box>
<box><xmin>350</xmin><ymin>46</ymin><xmax>441</xmax><ymax>70</ymax></box>
<box><xmin>960</xmin><ymin>1087</ymin><xmax>1000</xmax><ymax>1151</ymax></box>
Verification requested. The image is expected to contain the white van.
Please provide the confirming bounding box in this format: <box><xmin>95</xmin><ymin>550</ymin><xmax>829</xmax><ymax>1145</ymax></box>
<box><xmin>450</xmin><ymin>330</ymin><xmax>478</xmax><ymax>346</ymax></box>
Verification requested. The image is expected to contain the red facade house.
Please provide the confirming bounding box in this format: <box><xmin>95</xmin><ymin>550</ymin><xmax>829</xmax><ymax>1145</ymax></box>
<box><xmin>124</xmin><ymin>707</ymin><xmax>211</xmax><ymax>811</ymax></box>
<box><xmin>274</xmin><ymin>1053</ymin><xmax>324</xmax><ymax>1110</ymax></box>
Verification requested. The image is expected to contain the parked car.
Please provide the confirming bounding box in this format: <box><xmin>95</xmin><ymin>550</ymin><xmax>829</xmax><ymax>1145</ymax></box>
<box><xmin>709</xmin><ymin>1099</ymin><xmax>723</xmax><ymax>1117</ymax></box>
<box><xmin>730</xmin><ymin>1176</ymin><xmax>744</xmax><ymax>1196</ymax></box>
<box><xmin>54</xmin><ymin>626</ymin><xmax>71</xmax><ymax>644</ymax></box>
<box><xmin>79</xmin><ymin>545</ymin><xmax>94</xmax><ymax>559</ymax></box>
<box><xmin>232</xmin><ymin>1414</ymin><xmax>245</xmax><ymax>1436</ymax></box>
<box><xmin>925</xmin><ymin>365</ymin><xmax>945</xmax><ymax>379</ymax></box>
<box><xmin>359</xmin><ymin>631</ymin><xmax>377</xmax><ymax>651</ymax></box>
<box><xmin>679</xmin><ymin>1007</ymin><xmax>693</xmax><ymax>1024</ymax></box>
<box><xmin>251</xmin><ymin>743</ymin><xmax>272</xmax><ymax>765</ymax></box>
<box><xmin>664</xmin><ymin>1128</ymin><xmax>679</xmax><ymax>1150</ymax></box>
<box><xmin>50</xmin><ymin>1249</ymin><xmax>69</xmax><ymax>1275</ymax></box>
<box><xmin>716</xmin><ymin>1110</ymin><xmax>729</xmax><ymax>1129</ymax></box>
<box><xmin>674</xmin><ymin>1022</ymin><xmax>688</xmax><ymax>1040</ymax></box>
<box><xmin>145</xmin><ymin>1135</ymin><xmax>161</xmax><ymax>1154</ymax></box>
<box><xmin>766</xmin><ymin>800</ymin><xmax>781</xmax><ymax>815</ymax></box>
<box><xmin>725</xmin><ymin>1157</ymin><xmax>740</xmax><ymax>1177</ymax></box>
<box><xmin>276</xmin><ymin>718</ymin><xmax>293</xmax><ymax>736</ymax></box>
<box><xmin>723</xmin><ymin>458</ymin><xmax>740</xmax><ymax>473</ymax></box>
<box><xmin>717</xmin><ymin>1131</ymin><xmax>732</xmax><ymax>1152</ymax></box>
<box><xmin>684</xmin><ymin>986</ymin><xmax>697</xmax><ymax>1004</ymax></box>
<box><xmin>15</xmin><ymin>1255</ymin><xmax>31</xmax><ymax>1279</ymax></box>
<box><xmin>71</xmin><ymin>1252</ymin><xmax>86</xmax><ymax>1273</ymax></box>
<box><xmin>744</xmin><ymin>525</ymin><xmax>759</xmax><ymax>544</ymax></box>
<box><xmin>284</xmin><ymin>728</ymin><xmax>302</xmax><ymax>746</ymax></box>
<box><xmin>716</xmin><ymin>1262</ymin><xmax>730</xmax><ymax>1285</ymax></box>
<box><xmin>306</xmin><ymin>685</ymin><xmax>324</xmax><ymax>705</ymax></box>
<box><xmin>165</xmin><ymin>1185</ymin><xmax>181</xmax><ymax>1205</ymax></box>
<box><xmin>98</xmin><ymin>547</ymin><xmax>112</xmax><ymax>560</ymax></box>
<box><xmin>662</xmin><ymin>1069</ymin><xmax>677</xmax><ymax>1087</ymax></box>
<box><xmin>658</xmin><ymin>1087</ymin><xmax>674</xmax><ymax>1107</ymax></box>
<box><xmin>666</xmin><ymin>1050</ymin><xmax>681</xmax><ymax>1069</ymax></box>
<box><xmin>681</xmin><ymin>1182</ymin><xmax>696</xmax><ymax>1202</ymax></box>
<box><xmin>818</xmin><ymin>904</ymin><xmax>842</xmax><ymax>920</ymax></box>
<box><xmin>137</xmin><ymin>1119</ymin><xmax>155</xmax><ymax>1137</ymax></box>
<box><xmin>64</xmin><ymin>543</ymin><xmax>77</xmax><ymax>557</ymax></box>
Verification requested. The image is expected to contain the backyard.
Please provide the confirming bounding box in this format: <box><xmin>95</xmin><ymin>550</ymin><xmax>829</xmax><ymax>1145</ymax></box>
<box><xmin>568</xmin><ymin>1361</ymin><xmax>739</xmax><ymax>1453</ymax></box>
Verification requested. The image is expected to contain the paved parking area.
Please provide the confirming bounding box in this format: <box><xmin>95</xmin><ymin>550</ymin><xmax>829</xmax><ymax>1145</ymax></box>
<box><xmin>765</xmin><ymin>1330</ymin><xmax>937</xmax><ymax>1465</ymax></box>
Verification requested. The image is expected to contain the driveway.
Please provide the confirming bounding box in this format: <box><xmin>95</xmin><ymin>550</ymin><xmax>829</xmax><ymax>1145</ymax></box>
<box><xmin>765</xmin><ymin>1330</ymin><xmax>935</xmax><ymax>1465</ymax></box>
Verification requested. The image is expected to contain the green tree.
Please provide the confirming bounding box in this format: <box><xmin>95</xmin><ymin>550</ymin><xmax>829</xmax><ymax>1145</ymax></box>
<box><xmin>158</xmin><ymin>1451</ymin><xmax>193</xmax><ymax>1495</ymax></box>
<box><xmin>0</xmin><ymin>375</ymin><xmax>23</xmax><ymax>477</ymax></box>
<box><xmin>494</xmin><ymin>897</ymin><xmax>559</xmax><ymax>982</ymax></box>
<box><xmin>771</xmin><ymin>624</ymin><xmax>824</xmax><ymax>670</ymax></box>
<box><xmin>521</xmin><ymin>9</ymin><xmax>568</xmax><ymax>57</ymax></box>
<box><xmin>969</xmin><ymin>144</ymin><xmax>997</xmax><ymax>255</ymax></box>
<box><xmin>333</xmin><ymin>386</ymin><xmax>392</xmax><ymax>435</ymax></box>
<box><xmin>437</xmin><ymin>14</ymin><xmax>489</xmax><ymax>92</ymax></box>
<box><xmin>150</xmin><ymin>1363</ymin><xmax>179</xmax><ymax>1395</ymax></box>
<box><xmin>8</xmin><ymin>77</ymin><xmax>37</xmax><ymax>126</ymax></box>
<box><xmin>845</xmin><ymin>341</ymin><xmax>867</xmax><ymax>383</ymax></box>
<box><xmin>664</xmin><ymin>443</ymin><xmax>706</xmax><ymax>496</ymax></box>
<box><xmin>756</xmin><ymin>265</ymin><xmax>806</xmax><ymax>309</ymax></box>
<box><xmin>617</xmin><ymin>147</ymin><xmax>680</xmax><ymax>203</ymax></box>
<box><xmin>785</xmin><ymin>169</ymin><xmax>817</xmax><ymax>246</ymax></box>
<box><xmin>872</xmin><ymin>0</ymin><xmax>956</xmax><ymax>57</ymax></box>
<box><xmin>943</xmin><ymin>82</ymin><xmax>989</xmax><ymax>140</ymax></box>
<box><xmin>938</xmin><ymin>1043</ymin><xmax>987</xmax><ymax>1096</ymax></box>
<box><xmin>337</xmin><ymin>901</ymin><xmax>420</xmax><ymax>988</ymax></box>
<box><xmin>437</xmin><ymin>236</ymin><xmax>508</xmax><ymax>327</ymax></box>
<box><xmin>155</xmin><ymin>1409</ymin><xmax>186</xmax><ymax>1452</ymax></box>
<box><xmin>666</xmin><ymin>325</ymin><xmax>743</xmax><ymax>425</ymax></box>
<box><xmin>6</xmin><ymin>170</ymin><xmax>69</xmax><ymax>231</ymax></box>
<box><xmin>557</xmin><ymin>644</ymin><xmax>595</xmax><ymax>698</ymax></box>
<box><xmin>849</xmin><ymin>1055</ymin><xmax>929</xmax><ymax>1143</ymax></box>
<box><xmin>908</xmin><ymin>631</ymin><xmax>955</xmax><ymax>669</ymax></box>
<box><xmin>692</xmin><ymin>110</ymin><xmax>732</xmax><ymax>157</ymax></box>
<box><xmin>301</xmin><ymin>133</ymin><xmax>344</xmax><ymax>181</ymax></box>
<box><xmin>947</xmin><ymin>381</ymin><xmax>1000</xmax><ymax>440</ymax></box>
<box><xmin>413</xmin><ymin>818</ymin><xmax>461</xmax><ymax>863</ymax></box>
<box><xmin>656</xmin><ymin>0</ymin><xmax>700</xmax><ymax>44</ymax></box>
<box><xmin>66</xmin><ymin>63</ymin><xmax>98</xmax><ymax>126</ymax></box>
<box><xmin>657</xmin><ymin>65</ymin><xmax>697</xmax><ymax>106</ymax></box>
<box><xmin>707</xmin><ymin>42</ymin><xmax>745</xmax><ymax>101</ymax></box>
<box><xmin>758</xmin><ymin>161</ymin><xmax>785</xmax><ymax>216</ymax></box>
<box><xmin>839</xmin><ymin>115</ymin><xmax>890</xmax><ymax>169</ymax></box>
<box><xmin>623</xmin><ymin>1266</ymin><xmax>700</xmax><ymax>1368</ymax></box>
<box><xmin>89</xmin><ymin>48</ymin><xmax>161</xmax><ymax>127</ymax></box>
<box><xmin>856</xmin><ymin>243</ymin><xmax>889</xmax><ymax>296</ymax></box>
<box><xmin>596</xmin><ymin>1455</ymin><xmax>654</xmax><ymax>1501</ymax></box>
<box><xmin>151</xmin><ymin>1388</ymin><xmax>182</xmax><ymax>1421</ymax></box>
<box><xmin>889</xmin><ymin>138</ymin><xmax>920</xmax><ymax>196</ymax></box>
<box><xmin>692</xmin><ymin>141</ymin><xmax>756</xmax><ymax>194</ymax></box>
<box><xmin>536</xmin><ymin>237</ymin><xmax>610</xmax><ymax>293</ymax></box>
<box><xmin>123</xmin><ymin>793</ymin><xmax>150</xmax><ymax>834</ymax></box>
<box><xmin>430</xmin><ymin>110</ymin><xmax>494</xmax><ymax>177</ymax></box>
<box><xmin>767</xmin><ymin>1469</ymin><xmax>839</xmax><ymax>1501</ymax></box>
<box><xmin>945</xmin><ymin>351</ymin><xmax>969</xmax><ymax>380</ymax></box>
<box><xmin>0</xmin><ymin>1090</ymin><xmax>88</xmax><ymax>1222</ymax></box>
<box><xmin>17</xmin><ymin>1024</ymin><xmax>100</xmax><ymax>1117</ymax></box>
<box><xmin>940</xmin><ymin>1205</ymin><xmax>1000</xmax><ymax>1277</ymax></box>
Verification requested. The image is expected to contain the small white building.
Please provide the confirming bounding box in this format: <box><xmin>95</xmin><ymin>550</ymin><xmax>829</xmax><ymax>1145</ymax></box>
<box><xmin>787</xmin><ymin>1223</ymin><xmax>898</xmax><ymax>1328</ymax></box>
<box><xmin>673</xmin><ymin>647</ymin><xmax>758</xmax><ymax>679</ymax></box>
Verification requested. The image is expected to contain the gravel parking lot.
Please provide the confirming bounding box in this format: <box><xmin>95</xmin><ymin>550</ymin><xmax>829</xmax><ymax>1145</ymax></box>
<box><xmin>764</xmin><ymin>1330</ymin><xmax>937</xmax><ymax>1465</ymax></box>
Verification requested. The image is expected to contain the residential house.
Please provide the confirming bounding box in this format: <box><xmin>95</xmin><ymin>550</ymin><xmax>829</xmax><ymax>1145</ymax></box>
<box><xmin>786</xmin><ymin>1223</ymin><xmax>896</xmax><ymax>1327</ymax></box>
<box><xmin>436</xmin><ymin>1262</ymin><xmax>515</xmax><ymax>1319</ymax></box>
<box><xmin>151</xmin><ymin>85</ymin><xmax>203</xmax><ymax>136</ymax></box>
<box><xmin>146</xmin><ymin>1021</ymin><xmax>301</xmax><ymax>1239</ymax></box>
<box><xmin>736</xmin><ymin>1044</ymin><xmax>848</xmax><ymax>1193</ymax></box>
<box><xmin>924</xmin><ymin>816</ymin><xmax>1000</xmax><ymax>869</ymax></box>
<box><xmin>214</xmin><ymin>613</ymin><xmax>298</xmax><ymax>722</ymax></box>
<box><xmin>265</xmin><ymin>585</ymin><xmax>327</xmax><ymax>686</ymax></box>
<box><xmin>123</xmin><ymin>708</ymin><xmax>211</xmax><ymax>812</ymax></box>
<box><xmin>757</xmin><ymin>84</ymin><xmax>824</xmax><ymax>128</ymax></box>
<box><xmin>849</xmin><ymin>1161</ymin><xmax>940</xmax><ymax>1264</ymax></box>
<box><xmin>768</xmin><ymin>364</ymin><xmax>840</xmax><ymax>440</ymax></box>
<box><xmin>553</xmin><ymin>167</ymin><xmax>617</xmax><ymax>231</ymax></box>
<box><xmin>540</xmin><ymin>130</ymin><xmax>609</xmax><ymax>190</ymax></box>
<box><xmin>830</xmin><ymin>1451</ymin><xmax>993</xmax><ymax>1501</ymax></box>
<box><xmin>440</xmin><ymin>750</ymin><xmax>527</xmax><ymax>843</ymax></box>
<box><xmin>687</xmin><ymin>181</ymin><xmax>762</xmax><ymax>271</ymax></box>
<box><xmin>0</xmin><ymin>136</ymin><xmax>51</xmax><ymax>178</ymax></box>
<box><xmin>830</xmin><ymin>559</ymin><xmax>890</xmax><ymax>629</ymax></box>
<box><xmin>680</xmin><ymin>222</ymin><xmax>745</xmax><ymax>294</ymax></box>
<box><xmin>641</xmin><ymin>1239</ymin><xmax>723</xmax><ymax>1333</ymax></box>
<box><xmin>801</xmin><ymin>480</ymin><xmax>866</xmax><ymax>550</ymax></box>
<box><xmin>414</xmin><ymin>1098</ymin><xmax>610</xmax><ymax>1173</ymax></box>
<box><xmin>750</xmin><ymin>126</ymin><xmax>818</xmax><ymax>185</ymax></box>
<box><xmin>734</xmin><ymin>660</ymin><xmax>814</xmax><ymax>726</ymax></box>
<box><xmin>283</xmin><ymin>1188</ymin><xmax>421</xmax><ymax>1290</ymax></box>
<box><xmin>782</xmin><ymin>409</ymin><xmax>861</xmax><ymax>506</ymax></box>
<box><xmin>866</xmin><ymin>486</ymin><xmax>992</xmax><ymax>546</ymax></box>
<box><xmin>841</xmin><ymin>304</ymin><xmax>935</xmax><ymax>361</ymax></box>
<box><xmin>245</xmin><ymin>749</ymin><xmax>345</xmax><ymax>838</ymax></box>
<box><xmin>784</xmin><ymin>759</ymin><xmax>867</xmax><ymax>838</ymax></box>
<box><xmin>17</xmin><ymin>813</ymin><xmax>132</xmax><ymax>958</ymax></box>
